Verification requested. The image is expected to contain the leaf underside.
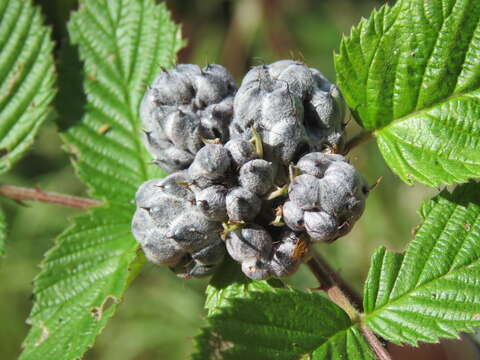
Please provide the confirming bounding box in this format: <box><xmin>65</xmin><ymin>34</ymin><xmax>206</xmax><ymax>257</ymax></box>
<box><xmin>196</xmin><ymin>277</ymin><xmax>375</xmax><ymax>360</ymax></box>
<box><xmin>21</xmin><ymin>1</ymin><xmax>183</xmax><ymax>359</ymax></box>
<box><xmin>363</xmin><ymin>182</ymin><xmax>480</xmax><ymax>345</ymax></box>
<box><xmin>335</xmin><ymin>0</ymin><xmax>480</xmax><ymax>186</ymax></box>
<box><xmin>0</xmin><ymin>0</ymin><xmax>56</xmax><ymax>174</ymax></box>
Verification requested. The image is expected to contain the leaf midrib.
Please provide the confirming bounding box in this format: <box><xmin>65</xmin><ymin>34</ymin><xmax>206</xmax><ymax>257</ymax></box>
<box><xmin>374</xmin><ymin>90</ymin><xmax>475</xmax><ymax>134</ymax></box>
<box><xmin>364</xmin><ymin>258</ymin><xmax>480</xmax><ymax>322</ymax></box>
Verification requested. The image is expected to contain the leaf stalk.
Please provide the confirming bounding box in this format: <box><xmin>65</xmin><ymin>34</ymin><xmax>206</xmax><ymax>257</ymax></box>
<box><xmin>306</xmin><ymin>251</ymin><xmax>393</xmax><ymax>360</ymax></box>
<box><xmin>306</xmin><ymin>250</ymin><xmax>362</xmax><ymax>315</ymax></box>
<box><xmin>343</xmin><ymin>131</ymin><xmax>373</xmax><ymax>154</ymax></box>
<box><xmin>360</xmin><ymin>323</ymin><xmax>392</xmax><ymax>360</ymax></box>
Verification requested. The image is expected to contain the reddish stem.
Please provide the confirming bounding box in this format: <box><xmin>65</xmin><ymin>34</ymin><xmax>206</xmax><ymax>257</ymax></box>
<box><xmin>361</xmin><ymin>323</ymin><xmax>393</xmax><ymax>360</ymax></box>
<box><xmin>0</xmin><ymin>184</ymin><xmax>102</xmax><ymax>209</ymax></box>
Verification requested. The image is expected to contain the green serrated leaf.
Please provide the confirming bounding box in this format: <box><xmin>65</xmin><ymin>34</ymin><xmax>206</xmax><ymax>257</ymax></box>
<box><xmin>312</xmin><ymin>325</ymin><xmax>375</xmax><ymax>360</ymax></box>
<box><xmin>21</xmin><ymin>0</ymin><xmax>183</xmax><ymax>359</ymax></box>
<box><xmin>21</xmin><ymin>204</ymin><xmax>139</xmax><ymax>360</ymax></box>
<box><xmin>0</xmin><ymin>0</ymin><xmax>56</xmax><ymax>174</ymax></box>
<box><xmin>335</xmin><ymin>0</ymin><xmax>480</xmax><ymax>186</ymax></box>
<box><xmin>205</xmin><ymin>258</ymin><xmax>254</xmax><ymax>316</ymax></box>
<box><xmin>195</xmin><ymin>287</ymin><xmax>374</xmax><ymax>360</ymax></box>
<box><xmin>63</xmin><ymin>0</ymin><xmax>184</xmax><ymax>202</ymax></box>
<box><xmin>363</xmin><ymin>182</ymin><xmax>480</xmax><ymax>345</ymax></box>
<box><xmin>0</xmin><ymin>206</ymin><xmax>6</xmax><ymax>257</ymax></box>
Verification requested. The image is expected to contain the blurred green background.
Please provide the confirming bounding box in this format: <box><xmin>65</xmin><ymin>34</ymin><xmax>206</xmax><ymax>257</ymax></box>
<box><xmin>0</xmin><ymin>0</ymin><xmax>437</xmax><ymax>359</ymax></box>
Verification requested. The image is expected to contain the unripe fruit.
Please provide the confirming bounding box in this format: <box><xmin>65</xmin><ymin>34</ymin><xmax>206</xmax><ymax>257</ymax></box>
<box><xmin>163</xmin><ymin>110</ymin><xmax>202</xmax><ymax>153</ymax></box>
<box><xmin>189</xmin><ymin>144</ymin><xmax>231</xmax><ymax>188</ymax></box>
<box><xmin>195</xmin><ymin>185</ymin><xmax>228</xmax><ymax>221</ymax></box>
<box><xmin>224</xmin><ymin>138</ymin><xmax>257</xmax><ymax>168</ymax></box>
<box><xmin>288</xmin><ymin>174</ymin><xmax>322</xmax><ymax>211</ymax></box>
<box><xmin>303</xmin><ymin>211</ymin><xmax>338</xmax><ymax>242</ymax></box>
<box><xmin>142</xmin><ymin>233</ymin><xmax>185</xmax><ymax>267</ymax></box>
<box><xmin>239</xmin><ymin>159</ymin><xmax>274</xmax><ymax>196</ymax></box>
<box><xmin>270</xmin><ymin>231</ymin><xmax>309</xmax><ymax>277</ymax></box>
<box><xmin>191</xmin><ymin>240</ymin><xmax>225</xmax><ymax>266</ymax></box>
<box><xmin>226</xmin><ymin>187</ymin><xmax>262</xmax><ymax>222</ymax></box>
<box><xmin>241</xmin><ymin>258</ymin><xmax>273</xmax><ymax>281</ymax></box>
<box><xmin>199</xmin><ymin>98</ymin><xmax>234</xmax><ymax>141</ymax></box>
<box><xmin>168</xmin><ymin>212</ymin><xmax>220</xmax><ymax>253</ymax></box>
<box><xmin>132</xmin><ymin>208</ymin><xmax>186</xmax><ymax>266</ymax></box>
<box><xmin>153</xmin><ymin>147</ymin><xmax>195</xmax><ymax>173</ymax></box>
<box><xmin>295</xmin><ymin>152</ymin><xmax>344</xmax><ymax>178</ymax></box>
<box><xmin>286</xmin><ymin>152</ymin><xmax>368</xmax><ymax>242</ymax></box>
<box><xmin>282</xmin><ymin>201</ymin><xmax>305</xmax><ymax>232</ymax></box>
<box><xmin>225</xmin><ymin>226</ymin><xmax>273</xmax><ymax>263</ymax></box>
<box><xmin>144</xmin><ymin>171</ymin><xmax>195</xmax><ymax>202</ymax></box>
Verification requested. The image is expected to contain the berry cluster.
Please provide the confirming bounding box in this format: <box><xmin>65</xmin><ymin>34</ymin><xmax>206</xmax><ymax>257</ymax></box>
<box><xmin>132</xmin><ymin>171</ymin><xmax>225</xmax><ymax>277</ymax></box>
<box><xmin>132</xmin><ymin>60</ymin><xmax>369</xmax><ymax>280</ymax></box>
<box><xmin>140</xmin><ymin>64</ymin><xmax>236</xmax><ymax>173</ymax></box>
<box><xmin>286</xmin><ymin>152</ymin><xmax>368</xmax><ymax>242</ymax></box>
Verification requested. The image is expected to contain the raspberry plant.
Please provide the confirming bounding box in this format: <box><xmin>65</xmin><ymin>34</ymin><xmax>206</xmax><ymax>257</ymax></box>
<box><xmin>1</xmin><ymin>0</ymin><xmax>480</xmax><ymax>359</ymax></box>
